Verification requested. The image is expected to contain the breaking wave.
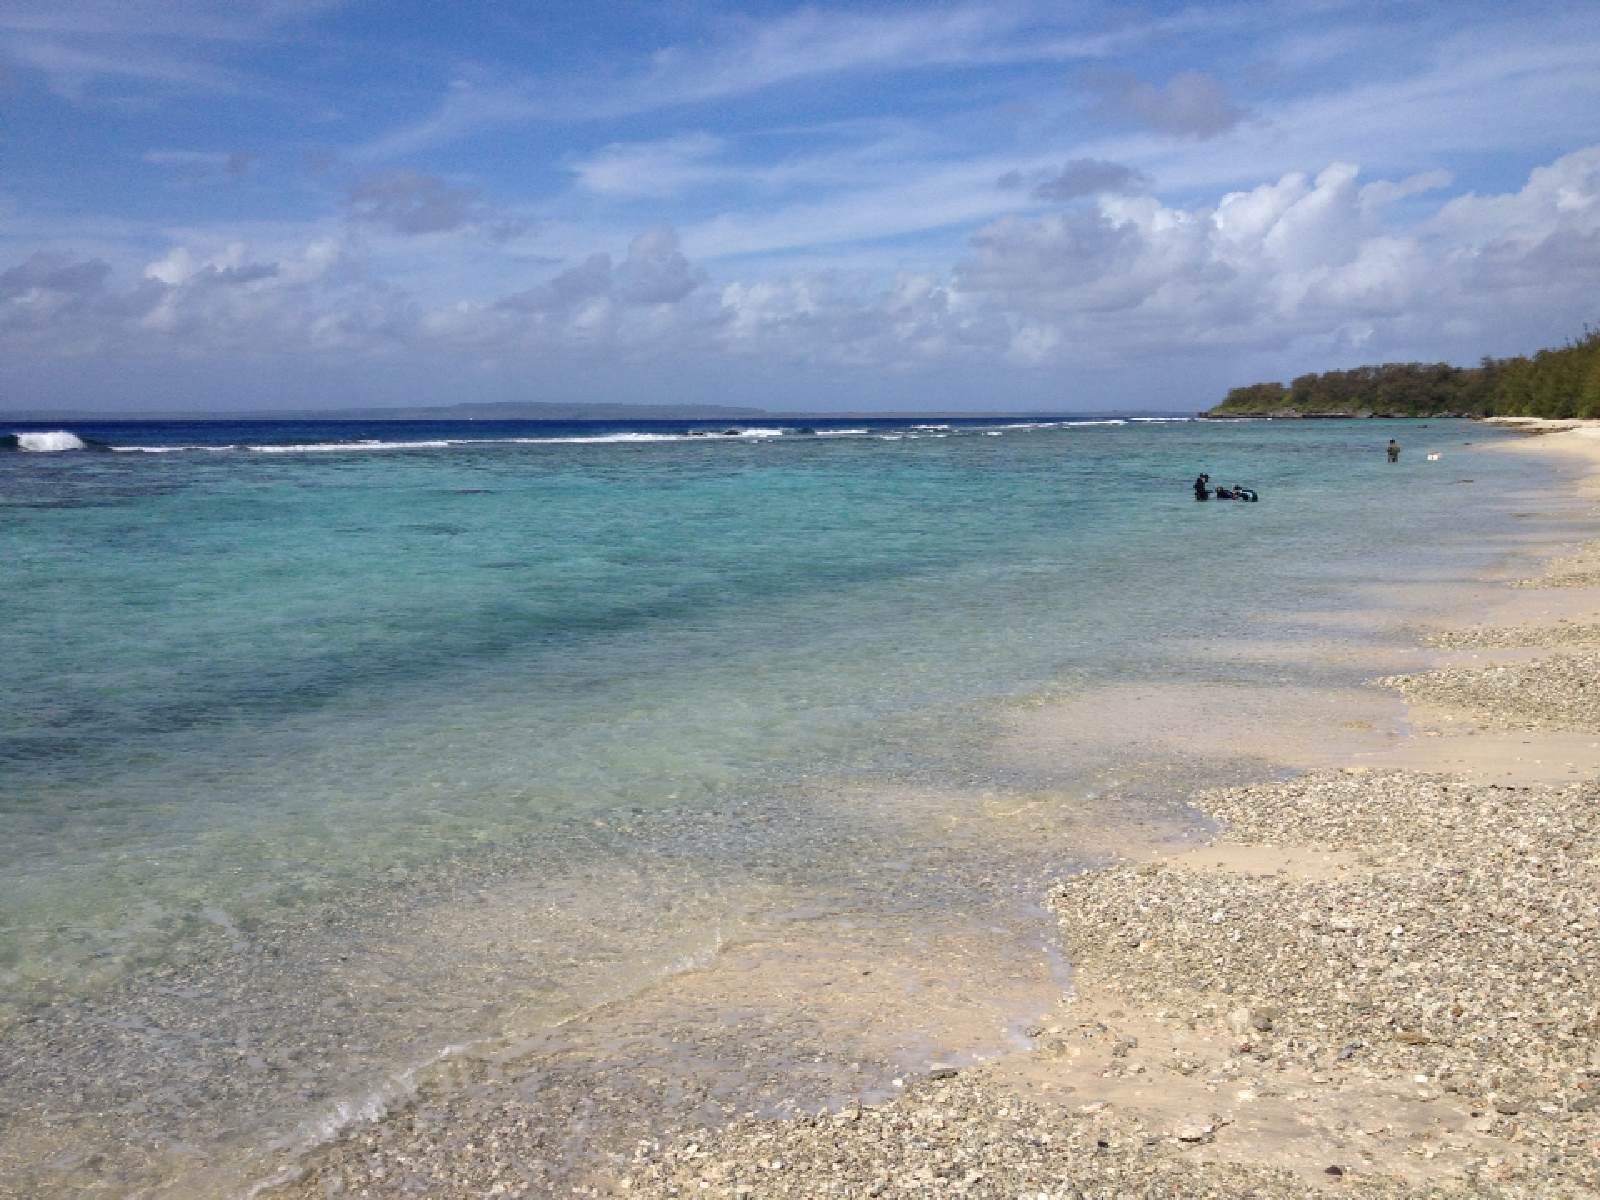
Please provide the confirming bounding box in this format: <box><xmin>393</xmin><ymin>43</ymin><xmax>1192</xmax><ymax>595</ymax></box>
<box><xmin>4</xmin><ymin>431</ymin><xmax>92</xmax><ymax>452</ymax></box>
<box><xmin>78</xmin><ymin>420</ymin><xmax>1153</xmax><ymax>457</ymax></box>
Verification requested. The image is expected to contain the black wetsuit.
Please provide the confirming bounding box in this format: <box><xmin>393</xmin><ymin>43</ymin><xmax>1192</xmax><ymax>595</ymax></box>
<box><xmin>1193</xmin><ymin>476</ymin><xmax>1209</xmax><ymax>501</ymax></box>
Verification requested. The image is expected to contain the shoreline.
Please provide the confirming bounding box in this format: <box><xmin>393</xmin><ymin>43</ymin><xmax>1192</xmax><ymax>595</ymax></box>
<box><xmin>616</xmin><ymin>424</ymin><xmax>1600</xmax><ymax>1198</ymax></box>
<box><xmin>4</xmin><ymin>420</ymin><xmax>1586</xmax><ymax>1198</ymax></box>
<box><xmin>35</xmin><ymin>417</ymin><xmax>1567</xmax><ymax>1199</ymax></box>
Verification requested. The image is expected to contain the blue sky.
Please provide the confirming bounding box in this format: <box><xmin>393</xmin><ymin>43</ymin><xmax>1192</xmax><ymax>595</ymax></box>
<box><xmin>3</xmin><ymin>0</ymin><xmax>1599</xmax><ymax>412</ymax></box>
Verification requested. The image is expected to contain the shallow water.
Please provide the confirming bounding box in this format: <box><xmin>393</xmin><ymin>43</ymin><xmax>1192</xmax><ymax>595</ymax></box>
<box><xmin>0</xmin><ymin>415</ymin><xmax>1556</xmax><ymax>1195</ymax></box>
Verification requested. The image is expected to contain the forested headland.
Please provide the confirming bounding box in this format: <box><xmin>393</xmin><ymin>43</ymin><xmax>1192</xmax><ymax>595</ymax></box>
<box><xmin>1205</xmin><ymin>327</ymin><xmax>1600</xmax><ymax>418</ymax></box>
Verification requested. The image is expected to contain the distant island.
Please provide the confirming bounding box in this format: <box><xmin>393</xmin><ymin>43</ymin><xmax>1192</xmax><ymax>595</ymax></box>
<box><xmin>0</xmin><ymin>400</ymin><xmax>771</xmax><ymax>422</ymax></box>
<box><xmin>1205</xmin><ymin>326</ymin><xmax>1600</xmax><ymax>419</ymax></box>
<box><xmin>1</xmin><ymin>400</ymin><xmax>1127</xmax><ymax>423</ymax></box>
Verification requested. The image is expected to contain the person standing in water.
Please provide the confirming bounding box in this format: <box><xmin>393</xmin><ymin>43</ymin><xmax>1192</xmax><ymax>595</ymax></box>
<box><xmin>1193</xmin><ymin>473</ymin><xmax>1210</xmax><ymax>500</ymax></box>
<box><xmin>1387</xmin><ymin>438</ymin><xmax>1400</xmax><ymax>463</ymax></box>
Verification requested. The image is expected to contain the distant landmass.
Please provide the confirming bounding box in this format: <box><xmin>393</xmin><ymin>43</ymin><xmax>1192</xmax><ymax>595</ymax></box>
<box><xmin>0</xmin><ymin>400</ymin><xmax>772</xmax><ymax>422</ymax></box>
<box><xmin>1204</xmin><ymin>326</ymin><xmax>1600</xmax><ymax>419</ymax></box>
<box><xmin>2</xmin><ymin>400</ymin><xmax>1157</xmax><ymax>422</ymax></box>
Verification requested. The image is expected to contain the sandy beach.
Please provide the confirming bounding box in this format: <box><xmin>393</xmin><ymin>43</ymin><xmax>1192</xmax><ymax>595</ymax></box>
<box><xmin>608</xmin><ymin>422</ymin><xmax>1600</xmax><ymax>1200</ymax></box>
<box><xmin>246</xmin><ymin>421</ymin><xmax>1600</xmax><ymax>1199</ymax></box>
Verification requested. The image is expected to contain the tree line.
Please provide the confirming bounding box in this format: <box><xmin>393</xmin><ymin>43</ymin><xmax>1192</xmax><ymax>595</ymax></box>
<box><xmin>1207</xmin><ymin>327</ymin><xmax>1600</xmax><ymax>418</ymax></box>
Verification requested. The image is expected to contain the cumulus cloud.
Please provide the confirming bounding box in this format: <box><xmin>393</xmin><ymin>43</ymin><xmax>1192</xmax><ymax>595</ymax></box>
<box><xmin>500</xmin><ymin>253</ymin><xmax>613</xmax><ymax>315</ymax></box>
<box><xmin>710</xmin><ymin>267</ymin><xmax>1014</xmax><ymax>371</ymax></box>
<box><xmin>959</xmin><ymin>207</ymin><xmax>1150</xmax><ymax>310</ymax></box>
<box><xmin>997</xmin><ymin>158</ymin><xmax>1149</xmax><ymax>202</ymax></box>
<box><xmin>1359</xmin><ymin>169</ymin><xmax>1453</xmax><ymax>216</ymax></box>
<box><xmin>1088</xmin><ymin>69</ymin><xmax>1248</xmax><ymax>139</ymax></box>
<box><xmin>0</xmin><ymin>252</ymin><xmax>118</xmax><ymax>336</ymax></box>
<box><xmin>5</xmin><ymin>148</ymin><xmax>1600</xmax><ymax>385</ymax></box>
<box><xmin>500</xmin><ymin>227</ymin><xmax>703</xmax><ymax>317</ymax></box>
<box><xmin>0</xmin><ymin>234</ymin><xmax>407</xmax><ymax>359</ymax></box>
<box><xmin>950</xmin><ymin>146</ymin><xmax>1600</xmax><ymax>365</ymax></box>
<box><xmin>617</xmin><ymin>227</ymin><xmax>703</xmax><ymax>305</ymax></box>
<box><xmin>519</xmin><ymin>148</ymin><xmax>1596</xmax><ymax>371</ymax></box>
<box><xmin>2</xmin><ymin>252</ymin><xmax>112</xmax><ymax>299</ymax></box>
<box><xmin>1429</xmin><ymin>147</ymin><xmax>1600</xmax><ymax>301</ymax></box>
<box><xmin>345</xmin><ymin>169</ymin><xmax>529</xmax><ymax>240</ymax></box>
<box><xmin>143</xmin><ymin>242</ymin><xmax>277</xmax><ymax>287</ymax></box>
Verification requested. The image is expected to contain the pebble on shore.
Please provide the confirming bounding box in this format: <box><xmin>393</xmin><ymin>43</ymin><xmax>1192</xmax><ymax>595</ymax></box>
<box><xmin>622</xmin><ymin>768</ymin><xmax>1599</xmax><ymax>1199</ymax></box>
<box><xmin>1380</xmin><ymin>650</ymin><xmax>1600</xmax><ymax>731</ymax></box>
<box><xmin>1511</xmin><ymin>538</ymin><xmax>1600</xmax><ymax>590</ymax></box>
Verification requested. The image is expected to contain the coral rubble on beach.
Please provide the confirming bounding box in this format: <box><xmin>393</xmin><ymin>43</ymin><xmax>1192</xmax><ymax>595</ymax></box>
<box><xmin>625</xmin><ymin>771</ymin><xmax>1599</xmax><ymax>1198</ymax></box>
<box><xmin>1424</xmin><ymin>621</ymin><xmax>1600</xmax><ymax>649</ymax></box>
<box><xmin>1381</xmin><ymin>540</ymin><xmax>1600</xmax><ymax>732</ymax></box>
<box><xmin>619</xmin><ymin>438</ymin><xmax>1600</xmax><ymax>1199</ymax></box>
<box><xmin>1381</xmin><ymin>652</ymin><xmax>1600</xmax><ymax>731</ymax></box>
<box><xmin>1511</xmin><ymin>538</ymin><xmax>1600</xmax><ymax>590</ymax></box>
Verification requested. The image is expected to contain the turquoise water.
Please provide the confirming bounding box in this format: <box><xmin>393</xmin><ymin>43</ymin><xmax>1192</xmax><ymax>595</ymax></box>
<box><xmin>0</xmin><ymin>416</ymin><xmax>1544</xmax><ymax>1193</ymax></box>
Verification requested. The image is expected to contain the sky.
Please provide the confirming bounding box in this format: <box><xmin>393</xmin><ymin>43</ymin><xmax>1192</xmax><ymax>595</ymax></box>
<box><xmin>2</xmin><ymin>0</ymin><xmax>1599</xmax><ymax>414</ymax></box>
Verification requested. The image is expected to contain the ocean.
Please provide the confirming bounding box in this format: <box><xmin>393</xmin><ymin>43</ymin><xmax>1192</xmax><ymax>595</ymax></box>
<box><xmin>0</xmin><ymin>415</ymin><xmax>1554</xmax><ymax>1195</ymax></box>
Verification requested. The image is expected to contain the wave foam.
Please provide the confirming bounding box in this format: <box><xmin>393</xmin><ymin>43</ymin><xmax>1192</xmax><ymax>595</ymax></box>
<box><xmin>113</xmin><ymin>430</ymin><xmax>798</xmax><ymax>455</ymax></box>
<box><xmin>532</xmin><ymin>432</ymin><xmax>687</xmax><ymax>444</ymax></box>
<box><xmin>9</xmin><ymin>431</ymin><xmax>88</xmax><ymax>452</ymax></box>
<box><xmin>92</xmin><ymin>420</ymin><xmax>1141</xmax><ymax>457</ymax></box>
<box><xmin>249</xmin><ymin>439</ymin><xmax>459</xmax><ymax>453</ymax></box>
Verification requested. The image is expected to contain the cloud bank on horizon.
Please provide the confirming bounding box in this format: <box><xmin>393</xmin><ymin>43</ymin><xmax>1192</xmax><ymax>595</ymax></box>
<box><xmin>2</xmin><ymin>0</ymin><xmax>1599</xmax><ymax>412</ymax></box>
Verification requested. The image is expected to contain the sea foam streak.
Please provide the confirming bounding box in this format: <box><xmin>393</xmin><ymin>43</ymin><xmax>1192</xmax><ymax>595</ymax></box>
<box><xmin>96</xmin><ymin>423</ymin><xmax>1129</xmax><ymax>457</ymax></box>
<box><xmin>114</xmin><ymin>431</ymin><xmax>793</xmax><ymax>454</ymax></box>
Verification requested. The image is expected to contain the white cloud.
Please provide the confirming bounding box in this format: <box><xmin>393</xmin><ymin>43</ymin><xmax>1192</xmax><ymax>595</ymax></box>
<box><xmin>0</xmin><ymin>0</ymin><xmax>339</xmax><ymax>98</ymax></box>
<box><xmin>948</xmin><ymin>146</ymin><xmax>1600</xmax><ymax>365</ymax></box>
<box><xmin>616</xmin><ymin>226</ymin><xmax>703</xmax><ymax>304</ymax></box>
<box><xmin>3</xmin><ymin>34</ymin><xmax>244</xmax><ymax>96</ymax></box>
<box><xmin>1359</xmin><ymin>169</ymin><xmax>1453</xmax><ymax>217</ymax></box>
<box><xmin>0</xmin><ymin>252</ymin><xmax>117</xmax><ymax>337</ymax></box>
<box><xmin>351</xmin><ymin>81</ymin><xmax>544</xmax><ymax>164</ymax></box>
<box><xmin>5</xmin><ymin>147</ymin><xmax>1600</xmax><ymax>392</ymax></box>
<box><xmin>351</xmin><ymin>4</ymin><xmax>1186</xmax><ymax>160</ymax></box>
<box><xmin>572</xmin><ymin>134</ymin><xmax>727</xmax><ymax>199</ymax></box>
